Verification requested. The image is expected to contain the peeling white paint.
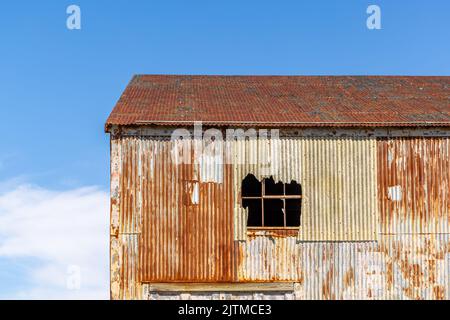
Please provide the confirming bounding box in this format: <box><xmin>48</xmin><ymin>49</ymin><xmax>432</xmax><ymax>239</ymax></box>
<box><xmin>388</xmin><ymin>185</ymin><xmax>402</xmax><ymax>201</ymax></box>
<box><xmin>387</xmin><ymin>150</ymin><xmax>393</xmax><ymax>166</ymax></box>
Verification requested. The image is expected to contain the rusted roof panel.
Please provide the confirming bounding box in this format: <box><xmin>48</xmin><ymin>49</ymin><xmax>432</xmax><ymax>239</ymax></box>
<box><xmin>106</xmin><ymin>75</ymin><xmax>450</xmax><ymax>130</ymax></box>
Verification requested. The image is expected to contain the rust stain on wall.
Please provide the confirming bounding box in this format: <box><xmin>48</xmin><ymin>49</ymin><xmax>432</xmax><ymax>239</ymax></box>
<box><xmin>377</xmin><ymin>137</ymin><xmax>450</xmax><ymax>234</ymax></box>
<box><xmin>343</xmin><ymin>267</ymin><xmax>355</xmax><ymax>288</ymax></box>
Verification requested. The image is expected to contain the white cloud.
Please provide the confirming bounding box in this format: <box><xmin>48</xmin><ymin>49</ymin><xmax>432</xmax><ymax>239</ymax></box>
<box><xmin>0</xmin><ymin>183</ymin><xmax>109</xmax><ymax>299</ymax></box>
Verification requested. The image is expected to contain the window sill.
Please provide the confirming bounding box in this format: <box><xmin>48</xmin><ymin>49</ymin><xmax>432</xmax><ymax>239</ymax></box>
<box><xmin>247</xmin><ymin>227</ymin><xmax>299</xmax><ymax>237</ymax></box>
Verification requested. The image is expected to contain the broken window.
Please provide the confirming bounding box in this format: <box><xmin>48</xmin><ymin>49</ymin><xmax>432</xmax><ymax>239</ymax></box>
<box><xmin>241</xmin><ymin>174</ymin><xmax>302</xmax><ymax>228</ymax></box>
<box><xmin>183</xmin><ymin>180</ymin><xmax>199</xmax><ymax>206</ymax></box>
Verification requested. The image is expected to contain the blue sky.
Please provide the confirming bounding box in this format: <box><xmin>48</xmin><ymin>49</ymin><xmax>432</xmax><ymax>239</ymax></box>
<box><xmin>0</xmin><ymin>0</ymin><xmax>449</xmax><ymax>299</ymax></box>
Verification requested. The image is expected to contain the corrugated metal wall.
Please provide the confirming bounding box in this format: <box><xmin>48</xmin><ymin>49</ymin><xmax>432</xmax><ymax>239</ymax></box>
<box><xmin>110</xmin><ymin>130</ymin><xmax>450</xmax><ymax>300</ymax></box>
<box><xmin>215</xmin><ymin>234</ymin><xmax>450</xmax><ymax>300</ymax></box>
<box><xmin>237</xmin><ymin>229</ymin><xmax>301</xmax><ymax>282</ymax></box>
<box><xmin>139</xmin><ymin>234</ymin><xmax>450</xmax><ymax>300</ymax></box>
<box><xmin>378</xmin><ymin>137</ymin><xmax>450</xmax><ymax>235</ymax></box>
<box><xmin>233</xmin><ymin>137</ymin><xmax>378</xmax><ymax>241</ymax></box>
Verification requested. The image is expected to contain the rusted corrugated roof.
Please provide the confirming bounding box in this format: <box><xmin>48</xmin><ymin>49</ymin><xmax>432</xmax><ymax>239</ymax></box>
<box><xmin>105</xmin><ymin>75</ymin><xmax>450</xmax><ymax>130</ymax></box>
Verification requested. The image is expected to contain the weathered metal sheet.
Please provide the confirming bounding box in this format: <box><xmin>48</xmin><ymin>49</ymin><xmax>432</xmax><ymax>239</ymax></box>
<box><xmin>110</xmin><ymin>137</ymin><xmax>121</xmax><ymax>236</ymax></box>
<box><xmin>232</xmin><ymin>137</ymin><xmax>378</xmax><ymax>241</ymax></box>
<box><xmin>110</xmin><ymin>137</ymin><xmax>122</xmax><ymax>299</ymax></box>
<box><xmin>378</xmin><ymin>138</ymin><xmax>450</xmax><ymax>235</ymax></box>
<box><xmin>137</xmin><ymin>234</ymin><xmax>450</xmax><ymax>300</ymax></box>
<box><xmin>110</xmin><ymin>128</ymin><xmax>450</xmax><ymax>300</ymax></box>
<box><xmin>110</xmin><ymin>235</ymin><xmax>120</xmax><ymax>299</ymax></box>
<box><xmin>237</xmin><ymin>229</ymin><xmax>301</xmax><ymax>282</ymax></box>
<box><xmin>379</xmin><ymin>234</ymin><xmax>450</xmax><ymax>300</ymax></box>
<box><xmin>278</xmin><ymin>240</ymin><xmax>382</xmax><ymax>300</ymax></box>
<box><xmin>116</xmin><ymin>137</ymin><xmax>237</xmax><ymax>282</ymax></box>
<box><xmin>236</xmin><ymin>234</ymin><xmax>450</xmax><ymax>299</ymax></box>
<box><xmin>143</xmin><ymin>290</ymin><xmax>296</xmax><ymax>300</ymax></box>
<box><xmin>118</xmin><ymin>137</ymin><xmax>143</xmax><ymax>234</ymax></box>
<box><xmin>110</xmin><ymin>234</ymin><xmax>141</xmax><ymax>300</ymax></box>
<box><xmin>299</xmin><ymin>137</ymin><xmax>378</xmax><ymax>241</ymax></box>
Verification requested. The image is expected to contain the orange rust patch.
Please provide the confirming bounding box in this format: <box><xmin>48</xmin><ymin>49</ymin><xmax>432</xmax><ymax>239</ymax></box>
<box><xmin>386</xmin><ymin>261</ymin><xmax>394</xmax><ymax>288</ymax></box>
<box><xmin>433</xmin><ymin>286</ymin><xmax>445</xmax><ymax>300</ymax></box>
<box><xmin>343</xmin><ymin>267</ymin><xmax>355</xmax><ymax>288</ymax></box>
<box><xmin>377</xmin><ymin>138</ymin><xmax>450</xmax><ymax>234</ymax></box>
<box><xmin>427</xmin><ymin>259</ymin><xmax>436</xmax><ymax>283</ymax></box>
<box><xmin>403</xmin><ymin>286</ymin><xmax>415</xmax><ymax>300</ymax></box>
<box><xmin>322</xmin><ymin>267</ymin><xmax>335</xmax><ymax>300</ymax></box>
<box><xmin>434</xmin><ymin>249</ymin><xmax>444</xmax><ymax>260</ymax></box>
<box><xmin>411</xmin><ymin>264</ymin><xmax>422</xmax><ymax>287</ymax></box>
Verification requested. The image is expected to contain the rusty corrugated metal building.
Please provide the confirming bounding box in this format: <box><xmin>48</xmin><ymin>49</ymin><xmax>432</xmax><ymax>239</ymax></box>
<box><xmin>106</xmin><ymin>75</ymin><xmax>450</xmax><ymax>300</ymax></box>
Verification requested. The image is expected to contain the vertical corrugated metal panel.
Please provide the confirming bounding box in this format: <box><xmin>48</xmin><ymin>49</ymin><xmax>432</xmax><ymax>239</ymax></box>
<box><xmin>379</xmin><ymin>234</ymin><xmax>450</xmax><ymax>300</ymax></box>
<box><xmin>110</xmin><ymin>234</ymin><xmax>141</xmax><ymax>300</ymax></box>
<box><xmin>110</xmin><ymin>235</ymin><xmax>120</xmax><ymax>299</ymax></box>
<box><xmin>235</xmin><ymin>235</ymin><xmax>450</xmax><ymax>299</ymax></box>
<box><xmin>299</xmin><ymin>137</ymin><xmax>378</xmax><ymax>241</ymax></box>
<box><xmin>110</xmin><ymin>137</ymin><xmax>121</xmax><ymax>236</ymax></box>
<box><xmin>110</xmin><ymin>138</ymin><xmax>121</xmax><ymax>299</ymax></box>
<box><xmin>237</xmin><ymin>230</ymin><xmax>301</xmax><ymax>281</ymax></box>
<box><xmin>119</xmin><ymin>136</ymin><xmax>142</xmax><ymax>234</ymax></box>
<box><xmin>237</xmin><ymin>239</ymin><xmax>382</xmax><ymax>300</ymax></box>
<box><xmin>118</xmin><ymin>137</ymin><xmax>237</xmax><ymax>282</ymax></box>
<box><xmin>232</xmin><ymin>137</ymin><xmax>378</xmax><ymax>241</ymax></box>
<box><xmin>118</xmin><ymin>234</ymin><xmax>141</xmax><ymax>299</ymax></box>
<box><xmin>378</xmin><ymin>138</ymin><xmax>450</xmax><ymax>235</ymax></box>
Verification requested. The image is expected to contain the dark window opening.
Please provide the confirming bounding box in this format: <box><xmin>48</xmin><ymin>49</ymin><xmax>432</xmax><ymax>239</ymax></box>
<box><xmin>241</xmin><ymin>174</ymin><xmax>302</xmax><ymax>228</ymax></box>
<box><xmin>243</xmin><ymin>199</ymin><xmax>262</xmax><ymax>226</ymax></box>
<box><xmin>265</xmin><ymin>177</ymin><xmax>284</xmax><ymax>195</ymax></box>
<box><xmin>263</xmin><ymin>199</ymin><xmax>284</xmax><ymax>226</ymax></box>
<box><xmin>241</xmin><ymin>174</ymin><xmax>261</xmax><ymax>197</ymax></box>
